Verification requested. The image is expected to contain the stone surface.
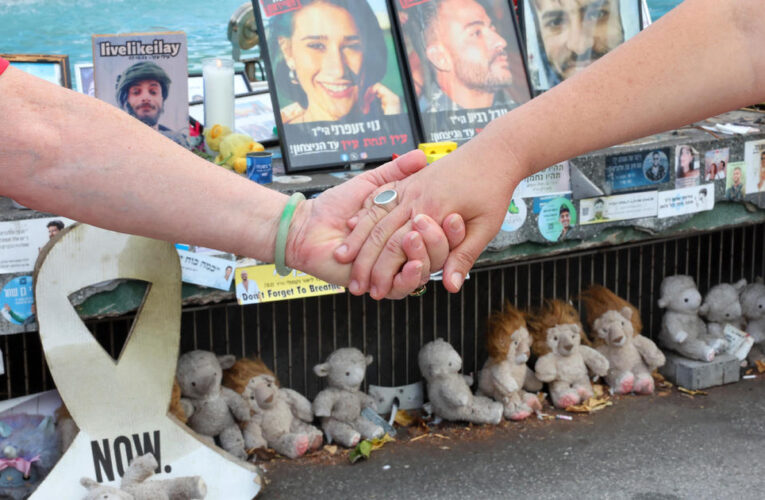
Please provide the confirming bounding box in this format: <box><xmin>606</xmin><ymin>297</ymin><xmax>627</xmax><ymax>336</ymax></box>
<box><xmin>659</xmin><ymin>352</ymin><xmax>740</xmax><ymax>390</ymax></box>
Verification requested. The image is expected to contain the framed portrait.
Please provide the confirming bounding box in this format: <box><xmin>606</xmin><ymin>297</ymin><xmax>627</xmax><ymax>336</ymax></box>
<box><xmin>74</xmin><ymin>63</ymin><xmax>95</xmax><ymax>96</ymax></box>
<box><xmin>188</xmin><ymin>71</ymin><xmax>252</xmax><ymax>104</ymax></box>
<box><xmin>252</xmin><ymin>0</ymin><xmax>419</xmax><ymax>172</ymax></box>
<box><xmin>520</xmin><ymin>0</ymin><xmax>642</xmax><ymax>94</ymax></box>
<box><xmin>92</xmin><ymin>32</ymin><xmax>190</xmax><ymax>148</ymax></box>
<box><xmin>1</xmin><ymin>54</ymin><xmax>71</xmax><ymax>88</ymax></box>
<box><xmin>391</xmin><ymin>0</ymin><xmax>532</xmax><ymax>144</ymax></box>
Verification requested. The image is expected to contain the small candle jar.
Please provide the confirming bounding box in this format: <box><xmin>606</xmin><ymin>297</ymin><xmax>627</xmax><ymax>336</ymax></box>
<box><xmin>202</xmin><ymin>58</ymin><xmax>235</xmax><ymax>131</ymax></box>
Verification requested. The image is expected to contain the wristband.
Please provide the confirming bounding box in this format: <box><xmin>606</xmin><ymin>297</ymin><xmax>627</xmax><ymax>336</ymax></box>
<box><xmin>275</xmin><ymin>192</ymin><xmax>306</xmax><ymax>276</ymax></box>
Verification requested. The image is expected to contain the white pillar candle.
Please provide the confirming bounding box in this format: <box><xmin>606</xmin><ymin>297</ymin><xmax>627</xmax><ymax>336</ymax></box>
<box><xmin>202</xmin><ymin>58</ymin><xmax>235</xmax><ymax>130</ymax></box>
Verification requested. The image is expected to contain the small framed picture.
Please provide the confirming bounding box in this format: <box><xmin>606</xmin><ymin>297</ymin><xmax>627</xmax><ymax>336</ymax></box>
<box><xmin>391</xmin><ymin>0</ymin><xmax>532</xmax><ymax>144</ymax></box>
<box><xmin>252</xmin><ymin>0</ymin><xmax>419</xmax><ymax>172</ymax></box>
<box><xmin>188</xmin><ymin>71</ymin><xmax>252</xmax><ymax>104</ymax></box>
<box><xmin>1</xmin><ymin>54</ymin><xmax>71</xmax><ymax>88</ymax></box>
<box><xmin>234</xmin><ymin>91</ymin><xmax>278</xmax><ymax>145</ymax></box>
<box><xmin>520</xmin><ymin>0</ymin><xmax>642</xmax><ymax>94</ymax></box>
<box><xmin>74</xmin><ymin>63</ymin><xmax>95</xmax><ymax>96</ymax></box>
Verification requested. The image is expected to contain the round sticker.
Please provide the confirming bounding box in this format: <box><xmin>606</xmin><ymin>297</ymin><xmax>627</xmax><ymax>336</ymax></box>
<box><xmin>1</xmin><ymin>276</ymin><xmax>34</xmax><ymax>325</ymax></box>
<box><xmin>538</xmin><ymin>197</ymin><xmax>576</xmax><ymax>242</ymax></box>
<box><xmin>501</xmin><ymin>197</ymin><xmax>527</xmax><ymax>232</ymax></box>
<box><xmin>643</xmin><ymin>150</ymin><xmax>669</xmax><ymax>183</ymax></box>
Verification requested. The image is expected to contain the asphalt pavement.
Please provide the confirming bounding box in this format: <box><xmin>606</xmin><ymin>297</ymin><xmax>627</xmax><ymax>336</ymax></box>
<box><xmin>258</xmin><ymin>377</ymin><xmax>765</xmax><ymax>500</ymax></box>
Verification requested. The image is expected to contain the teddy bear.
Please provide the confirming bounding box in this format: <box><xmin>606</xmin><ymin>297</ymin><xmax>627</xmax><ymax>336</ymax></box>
<box><xmin>419</xmin><ymin>338</ymin><xmax>503</xmax><ymax>424</ymax></box>
<box><xmin>312</xmin><ymin>348</ymin><xmax>384</xmax><ymax>447</ymax></box>
<box><xmin>176</xmin><ymin>350</ymin><xmax>251</xmax><ymax>460</ymax></box>
<box><xmin>80</xmin><ymin>453</ymin><xmax>206</xmax><ymax>499</ymax></box>
<box><xmin>699</xmin><ymin>279</ymin><xmax>747</xmax><ymax>354</ymax></box>
<box><xmin>657</xmin><ymin>275</ymin><xmax>717</xmax><ymax>362</ymax></box>
<box><xmin>477</xmin><ymin>303</ymin><xmax>542</xmax><ymax>420</ymax></box>
<box><xmin>242</xmin><ymin>374</ymin><xmax>323</xmax><ymax>459</ymax></box>
<box><xmin>528</xmin><ymin>300</ymin><xmax>609</xmax><ymax>408</ymax></box>
<box><xmin>740</xmin><ymin>280</ymin><xmax>765</xmax><ymax>363</ymax></box>
<box><xmin>579</xmin><ymin>286</ymin><xmax>665</xmax><ymax>394</ymax></box>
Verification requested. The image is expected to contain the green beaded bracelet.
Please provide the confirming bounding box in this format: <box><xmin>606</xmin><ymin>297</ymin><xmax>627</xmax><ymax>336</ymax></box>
<box><xmin>275</xmin><ymin>192</ymin><xmax>306</xmax><ymax>276</ymax></box>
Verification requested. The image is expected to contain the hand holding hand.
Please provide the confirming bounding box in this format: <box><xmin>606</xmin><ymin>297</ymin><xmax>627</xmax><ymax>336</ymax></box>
<box><xmin>284</xmin><ymin>150</ymin><xmax>465</xmax><ymax>299</ymax></box>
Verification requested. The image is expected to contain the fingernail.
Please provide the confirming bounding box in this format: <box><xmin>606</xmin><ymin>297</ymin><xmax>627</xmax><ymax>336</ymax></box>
<box><xmin>414</xmin><ymin>214</ymin><xmax>428</xmax><ymax>230</ymax></box>
<box><xmin>410</xmin><ymin>233</ymin><xmax>423</xmax><ymax>250</ymax></box>
<box><xmin>451</xmin><ymin>272</ymin><xmax>464</xmax><ymax>289</ymax></box>
<box><xmin>370</xmin><ymin>286</ymin><xmax>378</xmax><ymax>298</ymax></box>
<box><xmin>336</xmin><ymin>244</ymin><xmax>348</xmax><ymax>256</ymax></box>
<box><xmin>415</xmin><ymin>262</ymin><xmax>423</xmax><ymax>274</ymax></box>
<box><xmin>449</xmin><ymin>215</ymin><xmax>461</xmax><ymax>232</ymax></box>
<box><xmin>349</xmin><ymin>280</ymin><xmax>360</xmax><ymax>294</ymax></box>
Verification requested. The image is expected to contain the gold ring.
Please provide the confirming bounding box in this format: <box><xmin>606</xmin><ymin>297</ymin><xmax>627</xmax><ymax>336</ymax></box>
<box><xmin>409</xmin><ymin>285</ymin><xmax>427</xmax><ymax>297</ymax></box>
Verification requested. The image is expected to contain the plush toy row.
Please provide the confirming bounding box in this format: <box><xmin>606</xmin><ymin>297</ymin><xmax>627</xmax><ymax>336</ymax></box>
<box><xmin>170</xmin><ymin>285</ymin><xmax>673</xmax><ymax>462</ymax></box>
<box><xmin>657</xmin><ymin>275</ymin><xmax>765</xmax><ymax>363</ymax></box>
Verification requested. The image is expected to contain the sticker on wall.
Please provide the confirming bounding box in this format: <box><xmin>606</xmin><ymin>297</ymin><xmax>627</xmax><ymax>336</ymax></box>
<box><xmin>176</xmin><ymin>250</ymin><xmax>235</xmax><ymax>291</ymax></box>
<box><xmin>501</xmin><ymin>197</ymin><xmax>528</xmax><ymax>232</ymax></box>
<box><xmin>538</xmin><ymin>197</ymin><xmax>576</xmax><ymax>242</ymax></box>
<box><xmin>744</xmin><ymin>139</ymin><xmax>765</xmax><ymax>194</ymax></box>
<box><xmin>515</xmin><ymin>162</ymin><xmax>571</xmax><ymax>199</ymax></box>
<box><xmin>0</xmin><ymin>217</ymin><xmax>75</xmax><ymax>274</ymax></box>
<box><xmin>704</xmin><ymin>148</ymin><xmax>729</xmax><ymax>182</ymax></box>
<box><xmin>0</xmin><ymin>276</ymin><xmax>34</xmax><ymax>326</ymax></box>
<box><xmin>725</xmin><ymin>161</ymin><xmax>746</xmax><ymax>202</ymax></box>
<box><xmin>233</xmin><ymin>264</ymin><xmax>344</xmax><ymax>305</ymax></box>
<box><xmin>674</xmin><ymin>145</ymin><xmax>701</xmax><ymax>188</ymax></box>
<box><xmin>658</xmin><ymin>183</ymin><xmax>714</xmax><ymax>218</ymax></box>
<box><xmin>605</xmin><ymin>148</ymin><xmax>670</xmax><ymax>192</ymax></box>
<box><xmin>580</xmin><ymin>191</ymin><xmax>658</xmax><ymax>225</ymax></box>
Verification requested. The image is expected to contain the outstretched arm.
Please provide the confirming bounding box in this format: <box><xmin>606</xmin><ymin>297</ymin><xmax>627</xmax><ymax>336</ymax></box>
<box><xmin>0</xmin><ymin>66</ymin><xmax>462</xmax><ymax>297</ymax></box>
<box><xmin>336</xmin><ymin>0</ymin><xmax>765</xmax><ymax>297</ymax></box>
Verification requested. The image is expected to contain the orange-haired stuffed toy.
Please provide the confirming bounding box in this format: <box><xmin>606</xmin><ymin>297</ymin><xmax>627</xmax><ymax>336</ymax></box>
<box><xmin>477</xmin><ymin>302</ymin><xmax>542</xmax><ymax>420</ymax></box>
<box><xmin>528</xmin><ymin>300</ymin><xmax>609</xmax><ymax>409</ymax></box>
<box><xmin>579</xmin><ymin>286</ymin><xmax>665</xmax><ymax>394</ymax></box>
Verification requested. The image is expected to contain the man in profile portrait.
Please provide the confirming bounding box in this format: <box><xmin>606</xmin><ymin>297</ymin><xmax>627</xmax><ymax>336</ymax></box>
<box><xmin>530</xmin><ymin>0</ymin><xmax>625</xmax><ymax>86</ymax></box>
<box><xmin>645</xmin><ymin>151</ymin><xmax>667</xmax><ymax>182</ymax></box>
<box><xmin>115</xmin><ymin>61</ymin><xmax>189</xmax><ymax>147</ymax></box>
<box><xmin>411</xmin><ymin>0</ymin><xmax>521</xmax><ymax>112</ymax></box>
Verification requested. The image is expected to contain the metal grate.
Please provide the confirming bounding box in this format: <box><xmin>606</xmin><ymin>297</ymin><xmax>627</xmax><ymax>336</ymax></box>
<box><xmin>2</xmin><ymin>223</ymin><xmax>764</xmax><ymax>401</ymax></box>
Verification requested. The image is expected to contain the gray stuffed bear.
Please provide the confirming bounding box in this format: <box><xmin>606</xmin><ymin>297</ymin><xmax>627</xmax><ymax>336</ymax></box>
<box><xmin>312</xmin><ymin>348</ymin><xmax>384</xmax><ymax>447</ymax></box>
<box><xmin>176</xmin><ymin>350</ymin><xmax>251</xmax><ymax>460</ymax></box>
<box><xmin>419</xmin><ymin>338</ymin><xmax>503</xmax><ymax>424</ymax></box>
<box><xmin>80</xmin><ymin>454</ymin><xmax>206</xmax><ymax>499</ymax></box>
<box><xmin>243</xmin><ymin>374</ymin><xmax>323</xmax><ymax>459</ymax></box>
<box><xmin>658</xmin><ymin>275</ymin><xmax>717</xmax><ymax>362</ymax></box>
<box><xmin>741</xmin><ymin>280</ymin><xmax>765</xmax><ymax>363</ymax></box>
<box><xmin>699</xmin><ymin>279</ymin><xmax>747</xmax><ymax>353</ymax></box>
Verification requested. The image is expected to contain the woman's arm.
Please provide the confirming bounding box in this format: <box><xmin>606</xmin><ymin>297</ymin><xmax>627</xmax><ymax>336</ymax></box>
<box><xmin>337</xmin><ymin>0</ymin><xmax>765</xmax><ymax>297</ymax></box>
<box><xmin>0</xmin><ymin>66</ymin><xmax>462</xmax><ymax>297</ymax></box>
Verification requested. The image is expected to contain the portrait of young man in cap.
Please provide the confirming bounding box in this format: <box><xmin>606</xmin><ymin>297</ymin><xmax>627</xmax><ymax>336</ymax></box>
<box><xmin>115</xmin><ymin>61</ymin><xmax>189</xmax><ymax>147</ymax></box>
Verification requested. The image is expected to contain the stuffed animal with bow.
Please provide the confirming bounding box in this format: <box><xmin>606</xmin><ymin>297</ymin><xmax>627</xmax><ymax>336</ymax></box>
<box><xmin>579</xmin><ymin>286</ymin><xmax>665</xmax><ymax>394</ymax></box>
<box><xmin>529</xmin><ymin>300</ymin><xmax>609</xmax><ymax>409</ymax></box>
<box><xmin>477</xmin><ymin>303</ymin><xmax>542</xmax><ymax>420</ymax></box>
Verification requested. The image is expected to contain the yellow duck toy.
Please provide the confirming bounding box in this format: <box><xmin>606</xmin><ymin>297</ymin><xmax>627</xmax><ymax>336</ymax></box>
<box><xmin>204</xmin><ymin>124</ymin><xmax>264</xmax><ymax>174</ymax></box>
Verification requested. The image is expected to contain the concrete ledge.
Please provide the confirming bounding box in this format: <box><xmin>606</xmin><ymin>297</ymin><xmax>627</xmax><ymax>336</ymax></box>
<box><xmin>660</xmin><ymin>352</ymin><xmax>740</xmax><ymax>390</ymax></box>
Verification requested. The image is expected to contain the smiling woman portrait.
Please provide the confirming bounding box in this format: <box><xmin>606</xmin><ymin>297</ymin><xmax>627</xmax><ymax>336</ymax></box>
<box><xmin>268</xmin><ymin>0</ymin><xmax>400</xmax><ymax>124</ymax></box>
